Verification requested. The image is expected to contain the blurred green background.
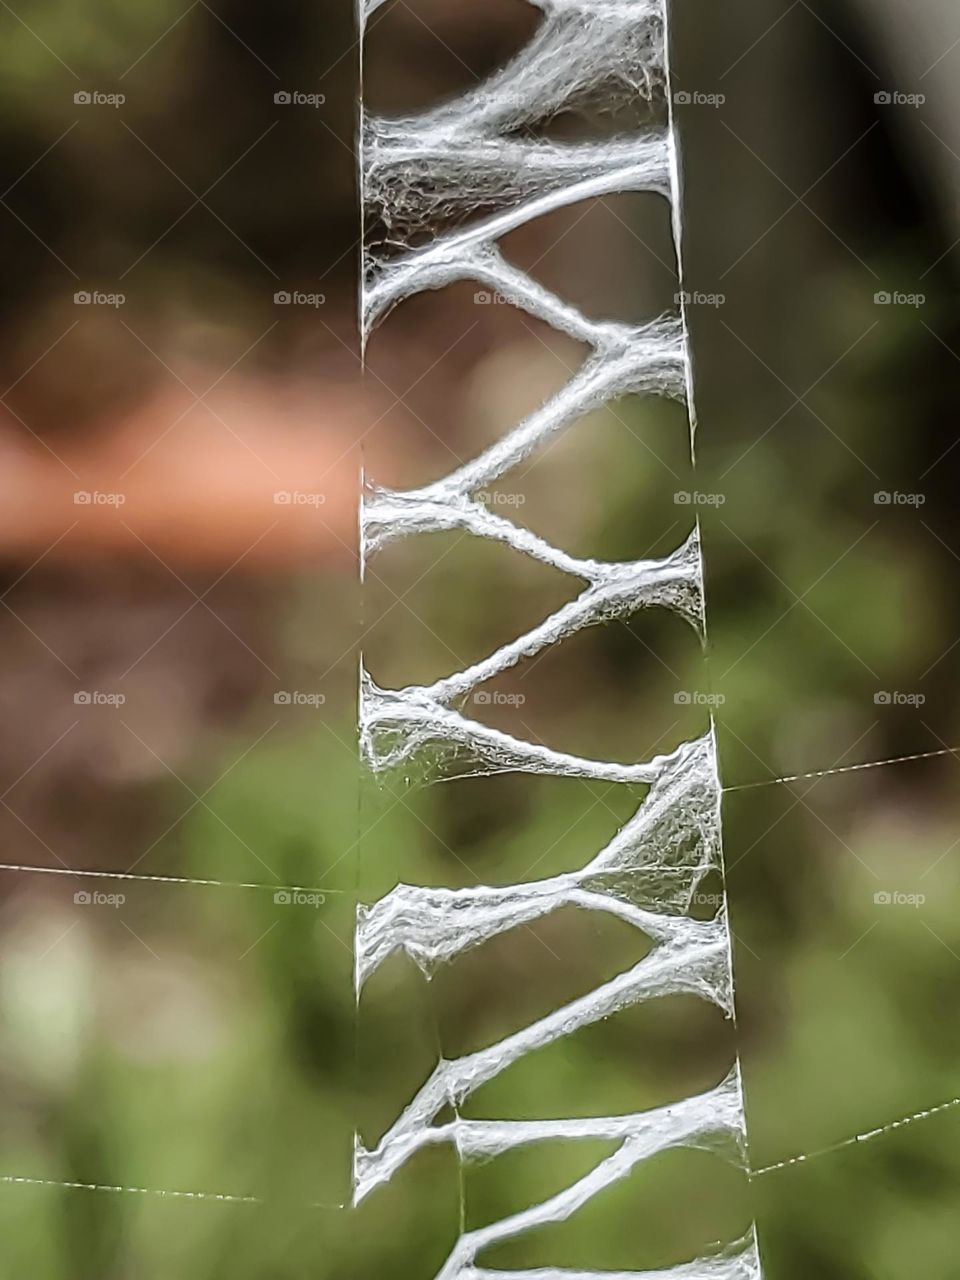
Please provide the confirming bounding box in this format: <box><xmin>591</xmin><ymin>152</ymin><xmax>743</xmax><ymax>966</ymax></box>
<box><xmin>0</xmin><ymin>0</ymin><xmax>959</xmax><ymax>1277</ymax></box>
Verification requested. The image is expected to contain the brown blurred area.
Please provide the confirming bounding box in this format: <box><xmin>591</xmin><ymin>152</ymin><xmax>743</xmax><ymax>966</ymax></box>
<box><xmin>0</xmin><ymin>0</ymin><xmax>367</xmax><ymax>864</ymax></box>
<box><xmin>0</xmin><ymin>4</ymin><xmax>364</xmax><ymax>570</ymax></box>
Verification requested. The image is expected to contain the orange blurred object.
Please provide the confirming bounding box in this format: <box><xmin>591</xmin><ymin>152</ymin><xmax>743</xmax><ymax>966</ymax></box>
<box><xmin>0</xmin><ymin>377</ymin><xmax>370</xmax><ymax>570</ymax></box>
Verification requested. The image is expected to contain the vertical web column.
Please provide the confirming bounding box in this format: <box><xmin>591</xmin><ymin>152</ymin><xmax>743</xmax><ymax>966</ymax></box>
<box><xmin>356</xmin><ymin>1</ymin><xmax>763</xmax><ymax>1276</ymax></box>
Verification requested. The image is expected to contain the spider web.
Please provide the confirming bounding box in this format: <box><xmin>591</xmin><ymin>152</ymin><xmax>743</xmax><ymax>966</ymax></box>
<box><xmin>357</xmin><ymin>0</ymin><xmax>763</xmax><ymax>1276</ymax></box>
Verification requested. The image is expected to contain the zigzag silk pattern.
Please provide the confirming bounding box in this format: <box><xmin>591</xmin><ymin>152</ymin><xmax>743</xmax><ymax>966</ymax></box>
<box><xmin>356</xmin><ymin>1</ymin><xmax>763</xmax><ymax>1276</ymax></box>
